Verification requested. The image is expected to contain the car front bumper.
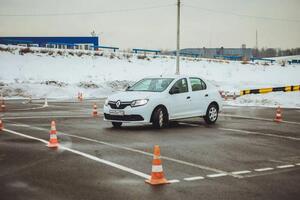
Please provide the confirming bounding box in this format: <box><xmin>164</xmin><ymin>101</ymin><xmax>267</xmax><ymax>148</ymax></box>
<box><xmin>103</xmin><ymin>104</ymin><xmax>152</xmax><ymax>123</ymax></box>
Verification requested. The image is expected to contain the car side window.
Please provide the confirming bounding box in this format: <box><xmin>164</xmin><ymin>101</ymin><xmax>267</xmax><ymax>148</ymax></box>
<box><xmin>171</xmin><ymin>78</ymin><xmax>188</xmax><ymax>93</ymax></box>
<box><xmin>190</xmin><ymin>78</ymin><xmax>207</xmax><ymax>91</ymax></box>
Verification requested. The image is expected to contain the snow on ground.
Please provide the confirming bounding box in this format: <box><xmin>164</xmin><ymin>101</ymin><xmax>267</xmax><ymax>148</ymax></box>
<box><xmin>226</xmin><ymin>92</ymin><xmax>300</xmax><ymax>108</ymax></box>
<box><xmin>0</xmin><ymin>45</ymin><xmax>300</xmax><ymax>107</ymax></box>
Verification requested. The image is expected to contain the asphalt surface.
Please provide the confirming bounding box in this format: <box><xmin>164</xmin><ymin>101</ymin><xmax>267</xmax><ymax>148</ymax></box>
<box><xmin>0</xmin><ymin>99</ymin><xmax>299</xmax><ymax>200</ymax></box>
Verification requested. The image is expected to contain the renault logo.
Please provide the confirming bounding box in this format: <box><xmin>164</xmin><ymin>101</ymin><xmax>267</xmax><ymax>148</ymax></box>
<box><xmin>116</xmin><ymin>100</ymin><xmax>121</xmax><ymax>108</ymax></box>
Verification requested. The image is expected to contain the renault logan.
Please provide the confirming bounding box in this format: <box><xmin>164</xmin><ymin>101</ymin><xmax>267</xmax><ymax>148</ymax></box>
<box><xmin>103</xmin><ymin>75</ymin><xmax>222</xmax><ymax>128</ymax></box>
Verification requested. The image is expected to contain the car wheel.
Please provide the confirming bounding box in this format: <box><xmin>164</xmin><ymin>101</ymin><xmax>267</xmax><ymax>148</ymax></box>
<box><xmin>112</xmin><ymin>122</ymin><xmax>122</xmax><ymax>128</ymax></box>
<box><xmin>152</xmin><ymin>107</ymin><xmax>168</xmax><ymax>129</ymax></box>
<box><xmin>204</xmin><ymin>103</ymin><xmax>218</xmax><ymax>124</ymax></box>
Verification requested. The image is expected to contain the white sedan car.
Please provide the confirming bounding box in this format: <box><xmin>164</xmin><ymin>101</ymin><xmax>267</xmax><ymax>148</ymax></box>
<box><xmin>103</xmin><ymin>75</ymin><xmax>222</xmax><ymax>128</ymax></box>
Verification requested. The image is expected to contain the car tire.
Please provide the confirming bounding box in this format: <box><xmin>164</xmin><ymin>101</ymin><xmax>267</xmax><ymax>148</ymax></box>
<box><xmin>112</xmin><ymin>122</ymin><xmax>122</xmax><ymax>128</ymax></box>
<box><xmin>152</xmin><ymin>107</ymin><xmax>168</xmax><ymax>129</ymax></box>
<box><xmin>204</xmin><ymin>103</ymin><xmax>218</xmax><ymax>124</ymax></box>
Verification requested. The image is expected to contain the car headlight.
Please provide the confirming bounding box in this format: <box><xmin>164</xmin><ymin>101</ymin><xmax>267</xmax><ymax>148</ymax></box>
<box><xmin>104</xmin><ymin>99</ymin><xmax>109</xmax><ymax>106</ymax></box>
<box><xmin>131</xmin><ymin>99</ymin><xmax>148</xmax><ymax>107</ymax></box>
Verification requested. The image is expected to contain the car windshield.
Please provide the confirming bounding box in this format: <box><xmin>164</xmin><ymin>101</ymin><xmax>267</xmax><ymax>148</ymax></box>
<box><xmin>127</xmin><ymin>78</ymin><xmax>174</xmax><ymax>92</ymax></box>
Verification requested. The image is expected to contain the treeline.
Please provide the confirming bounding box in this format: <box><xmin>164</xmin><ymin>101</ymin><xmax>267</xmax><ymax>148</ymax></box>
<box><xmin>252</xmin><ymin>48</ymin><xmax>300</xmax><ymax>58</ymax></box>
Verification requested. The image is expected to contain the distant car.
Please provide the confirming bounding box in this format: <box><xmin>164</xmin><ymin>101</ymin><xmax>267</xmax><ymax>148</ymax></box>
<box><xmin>103</xmin><ymin>75</ymin><xmax>222</xmax><ymax>128</ymax></box>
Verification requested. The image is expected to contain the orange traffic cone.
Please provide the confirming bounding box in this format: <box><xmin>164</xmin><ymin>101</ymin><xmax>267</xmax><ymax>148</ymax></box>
<box><xmin>80</xmin><ymin>93</ymin><xmax>83</xmax><ymax>102</ymax></box>
<box><xmin>224</xmin><ymin>92</ymin><xmax>228</xmax><ymax>101</ymax></box>
<box><xmin>92</xmin><ymin>103</ymin><xmax>98</xmax><ymax>117</ymax></box>
<box><xmin>0</xmin><ymin>119</ymin><xmax>3</xmax><ymax>131</ymax></box>
<box><xmin>47</xmin><ymin>121</ymin><xmax>59</xmax><ymax>148</ymax></box>
<box><xmin>219</xmin><ymin>91</ymin><xmax>225</xmax><ymax>98</ymax></box>
<box><xmin>0</xmin><ymin>100</ymin><xmax>5</xmax><ymax>112</ymax></box>
<box><xmin>274</xmin><ymin>106</ymin><xmax>283</xmax><ymax>122</ymax></box>
<box><xmin>145</xmin><ymin>145</ymin><xmax>169</xmax><ymax>185</ymax></box>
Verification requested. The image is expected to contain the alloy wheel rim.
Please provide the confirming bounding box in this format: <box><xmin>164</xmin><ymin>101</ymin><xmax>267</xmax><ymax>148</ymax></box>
<box><xmin>209</xmin><ymin>107</ymin><xmax>217</xmax><ymax>121</ymax></box>
<box><xmin>159</xmin><ymin>110</ymin><xmax>164</xmax><ymax>127</ymax></box>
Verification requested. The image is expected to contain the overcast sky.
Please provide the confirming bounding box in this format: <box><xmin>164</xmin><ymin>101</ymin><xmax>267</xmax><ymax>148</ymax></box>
<box><xmin>0</xmin><ymin>0</ymin><xmax>299</xmax><ymax>49</ymax></box>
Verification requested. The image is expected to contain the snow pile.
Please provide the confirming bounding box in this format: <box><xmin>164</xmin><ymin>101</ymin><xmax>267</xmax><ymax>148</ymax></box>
<box><xmin>226</xmin><ymin>92</ymin><xmax>300</xmax><ymax>108</ymax></box>
<box><xmin>0</xmin><ymin>45</ymin><xmax>300</xmax><ymax>107</ymax></box>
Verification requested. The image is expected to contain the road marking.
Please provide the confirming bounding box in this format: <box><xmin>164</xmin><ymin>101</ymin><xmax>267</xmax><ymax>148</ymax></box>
<box><xmin>268</xmin><ymin>159</ymin><xmax>288</xmax><ymax>164</ymax></box>
<box><xmin>2</xmin><ymin>128</ymin><xmax>152</xmax><ymax>180</ymax></box>
<box><xmin>169</xmin><ymin>180</ymin><xmax>180</xmax><ymax>183</ymax></box>
<box><xmin>254</xmin><ymin>167</ymin><xmax>274</xmax><ymax>172</ymax></box>
<box><xmin>63</xmin><ymin>134</ymin><xmax>239</xmax><ymax>177</ymax></box>
<box><xmin>5</xmin><ymin>121</ymin><xmax>240</xmax><ymax>178</ymax></box>
<box><xmin>2</xmin><ymin>115</ymin><xmax>92</xmax><ymax>120</ymax></box>
<box><xmin>207</xmin><ymin>173</ymin><xmax>227</xmax><ymax>178</ymax></box>
<box><xmin>8</xmin><ymin>123</ymin><xmax>30</xmax><ymax>127</ymax></box>
<box><xmin>4</xmin><ymin>122</ymin><xmax>299</xmax><ymax>181</ymax></box>
<box><xmin>219</xmin><ymin>128</ymin><xmax>300</xmax><ymax>141</ymax></box>
<box><xmin>220</xmin><ymin>114</ymin><xmax>300</xmax><ymax>125</ymax></box>
<box><xmin>276</xmin><ymin>164</ymin><xmax>295</xmax><ymax>169</ymax></box>
<box><xmin>184</xmin><ymin>176</ymin><xmax>205</xmax><ymax>181</ymax></box>
<box><xmin>8</xmin><ymin>106</ymin><xmax>47</xmax><ymax>111</ymax></box>
<box><xmin>231</xmin><ymin>170</ymin><xmax>251</xmax><ymax>175</ymax></box>
<box><xmin>179</xmin><ymin>122</ymin><xmax>201</xmax><ymax>127</ymax></box>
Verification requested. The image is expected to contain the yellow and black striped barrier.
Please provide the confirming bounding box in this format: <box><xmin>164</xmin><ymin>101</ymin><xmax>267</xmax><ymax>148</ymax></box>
<box><xmin>240</xmin><ymin>85</ymin><xmax>300</xmax><ymax>96</ymax></box>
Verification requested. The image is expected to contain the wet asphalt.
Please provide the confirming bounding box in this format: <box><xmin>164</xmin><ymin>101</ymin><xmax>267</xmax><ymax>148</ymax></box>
<box><xmin>0</xmin><ymin>99</ymin><xmax>299</xmax><ymax>200</ymax></box>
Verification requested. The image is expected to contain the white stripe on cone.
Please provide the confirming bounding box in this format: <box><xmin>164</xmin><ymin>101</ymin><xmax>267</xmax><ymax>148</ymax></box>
<box><xmin>152</xmin><ymin>165</ymin><xmax>163</xmax><ymax>172</ymax></box>
<box><xmin>50</xmin><ymin>134</ymin><xmax>57</xmax><ymax>139</ymax></box>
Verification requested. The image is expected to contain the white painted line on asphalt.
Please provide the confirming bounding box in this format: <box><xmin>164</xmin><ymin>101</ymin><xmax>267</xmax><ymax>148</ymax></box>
<box><xmin>9</xmin><ymin>106</ymin><xmax>47</xmax><ymax>111</ymax></box>
<box><xmin>219</xmin><ymin>128</ymin><xmax>300</xmax><ymax>141</ymax></box>
<box><xmin>222</xmin><ymin>106</ymin><xmax>238</xmax><ymax>109</ymax></box>
<box><xmin>179</xmin><ymin>122</ymin><xmax>201</xmax><ymax>127</ymax></box>
<box><xmin>8</xmin><ymin>122</ymin><xmax>239</xmax><ymax>178</ymax></box>
<box><xmin>254</xmin><ymin>167</ymin><xmax>274</xmax><ymax>172</ymax></box>
<box><xmin>168</xmin><ymin>180</ymin><xmax>180</xmax><ymax>183</ymax></box>
<box><xmin>231</xmin><ymin>170</ymin><xmax>251</xmax><ymax>175</ymax></box>
<box><xmin>8</xmin><ymin>123</ymin><xmax>30</xmax><ymax>127</ymax></box>
<box><xmin>276</xmin><ymin>164</ymin><xmax>295</xmax><ymax>169</ymax></box>
<box><xmin>2</xmin><ymin>128</ymin><xmax>152</xmax><ymax>180</ymax></box>
<box><xmin>2</xmin><ymin>115</ymin><xmax>92</xmax><ymax>120</ymax></box>
<box><xmin>3</xmin><ymin>128</ymin><xmax>49</xmax><ymax>144</ymax></box>
<box><xmin>207</xmin><ymin>173</ymin><xmax>227</xmax><ymax>178</ymax></box>
<box><xmin>220</xmin><ymin>114</ymin><xmax>300</xmax><ymax>125</ymax></box>
<box><xmin>184</xmin><ymin>176</ymin><xmax>205</xmax><ymax>181</ymax></box>
<box><xmin>63</xmin><ymin>134</ymin><xmax>240</xmax><ymax>178</ymax></box>
<box><xmin>60</xmin><ymin>146</ymin><xmax>151</xmax><ymax>179</ymax></box>
<box><xmin>296</xmin><ymin>163</ymin><xmax>300</xmax><ymax>166</ymax></box>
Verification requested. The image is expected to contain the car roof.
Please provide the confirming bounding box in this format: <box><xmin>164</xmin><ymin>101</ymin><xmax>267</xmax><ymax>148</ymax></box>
<box><xmin>144</xmin><ymin>74</ymin><xmax>204</xmax><ymax>79</ymax></box>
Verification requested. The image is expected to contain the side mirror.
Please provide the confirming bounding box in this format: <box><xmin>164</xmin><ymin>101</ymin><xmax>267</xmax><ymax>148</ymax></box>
<box><xmin>170</xmin><ymin>87</ymin><xmax>180</xmax><ymax>94</ymax></box>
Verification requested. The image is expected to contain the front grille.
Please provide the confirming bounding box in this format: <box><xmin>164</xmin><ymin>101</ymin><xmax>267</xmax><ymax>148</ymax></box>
<box><xmin>108</xmin><ymin>101</ymin><xmax>132</xmax><ymax>109</ymax></box>
<box><xmin>104</xmin><ymin>114</ymin><xmax>144</xmax><ymax>121</ymax></box>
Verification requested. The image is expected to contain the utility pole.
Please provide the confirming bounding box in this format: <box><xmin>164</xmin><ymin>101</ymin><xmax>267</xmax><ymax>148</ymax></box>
<box><xmin>175</xmin><ymin>0</ymin><xmax>181</xmax><ymax>75</ymax></box>
<box><xmin>256</xmin><ymin>30</ymin><xmax>258</xmax><ymax>49</ymax></box>
<box><xmin>255</xmin><ymin>29</ymin><xmax>259</xmax><ymax>57</ymax></box>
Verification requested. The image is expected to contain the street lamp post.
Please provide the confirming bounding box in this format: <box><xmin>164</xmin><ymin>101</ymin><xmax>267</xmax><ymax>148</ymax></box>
<box><xmin>175</xmin><ymin>0</ymin><xmax>181</xmax><ymax>75</ymax></box>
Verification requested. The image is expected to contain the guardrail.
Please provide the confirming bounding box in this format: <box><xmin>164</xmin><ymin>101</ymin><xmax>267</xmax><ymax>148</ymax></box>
<box><xmin>250</xmin><ymin>58</ymin><xmax>276</xmax><ymax>63</ymax></box>
<box><xmin>132</xmin><ymin>48</ymin><xmax>161</xmax><ymax>55</ymax></box>
<box><xmin>240</xmin><ymin>85</ymin><xmax>300</xmax><ymax>96</ymax></box>
<box><xmin>92</xmin><ymin>45</ymin><xmax>119</xmax><ymax>52</ymax></box>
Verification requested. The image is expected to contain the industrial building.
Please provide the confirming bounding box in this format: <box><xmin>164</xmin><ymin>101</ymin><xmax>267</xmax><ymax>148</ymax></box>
<box><xmin>0</xmin><ymin>36</ymin><xmax>99</xmax><ymax>50</ymax></box>
<box><xmin>172</xmin><ymin>45</ymin><xmax>253</xmax><ymax>60</ymax></box>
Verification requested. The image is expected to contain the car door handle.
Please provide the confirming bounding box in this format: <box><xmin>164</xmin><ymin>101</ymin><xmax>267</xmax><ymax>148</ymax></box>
<box><xmin>187</xmin><ymin>96</ymin><xmax>191</xmax><ymax>99</ymax></box>
<box><xmin>205</xmin><ymin>94</ymin><xmax>208</xmax><ymax>97</ymax></box>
